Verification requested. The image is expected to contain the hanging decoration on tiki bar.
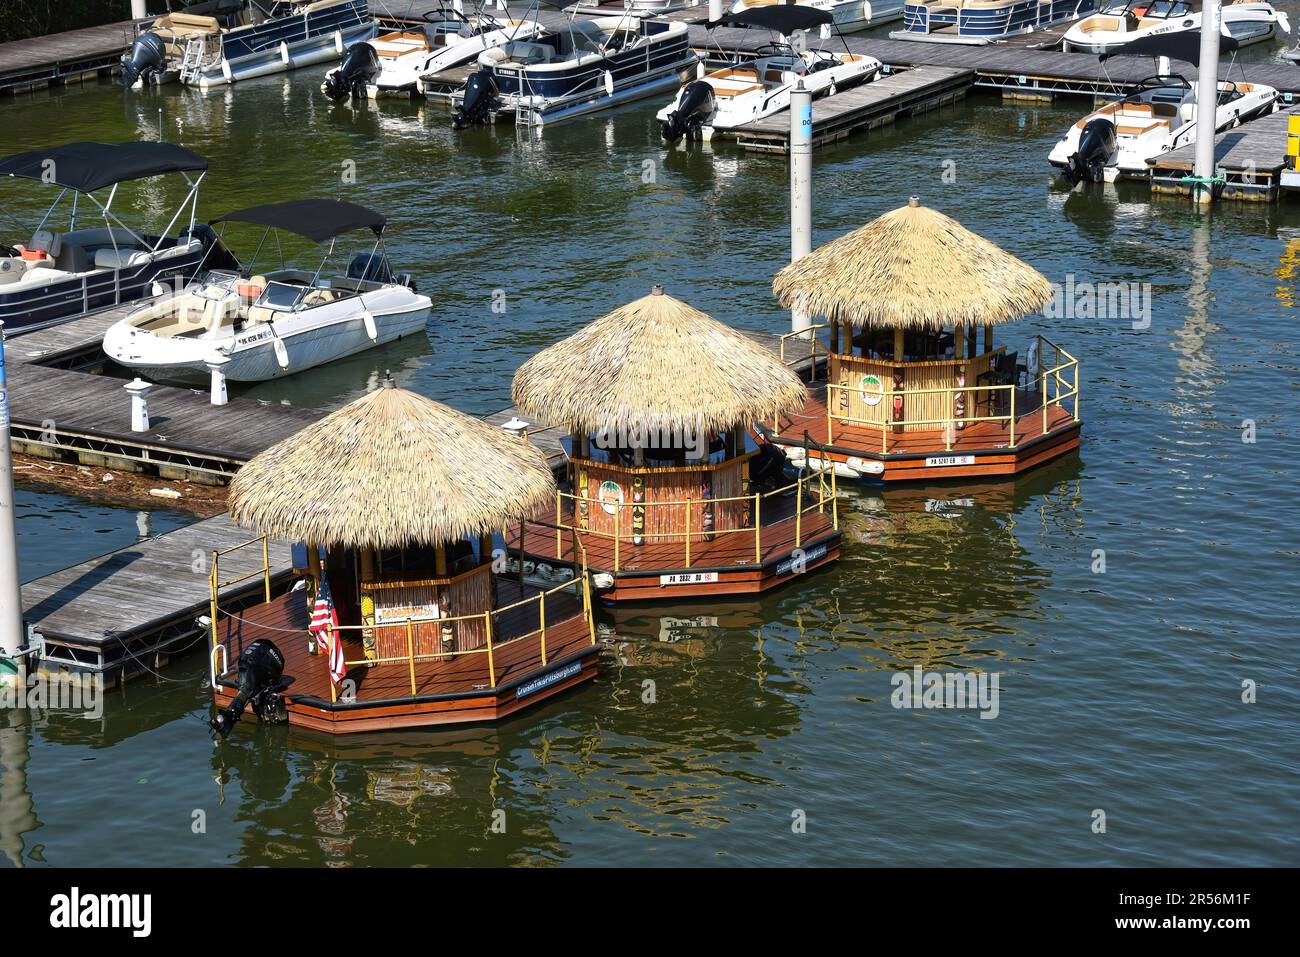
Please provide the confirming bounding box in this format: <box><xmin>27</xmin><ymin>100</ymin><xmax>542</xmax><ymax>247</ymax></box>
<box><xmin>767</xmin><ymin>197</ymin><xmax>1084</xmax><ymax>483</ymax></box>
<box><xmin>206</xmin><ymin>378</ymin><xmax>599</xmax><ymax>736</ymax></box>
<box><xmin>507</xmin><ymin>285</ymin><xmax>842</xmax><ymax>602</ymax></box>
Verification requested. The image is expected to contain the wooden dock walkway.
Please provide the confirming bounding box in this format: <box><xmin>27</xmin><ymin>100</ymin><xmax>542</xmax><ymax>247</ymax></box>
<box><xmin>722</xmin><ymin>65</ymin><xmax>972</xmax><ymax>153</ymax></box>
<box><xmin>1148</xmin><ymin>106</ymin><xmax>1300</xmax><ymax>203</ymax></box>
<box><xmin>20</xmin><ymin>514</ymin><xmax>294</xmax><ymax>684</ymax></box>
<box><xmin>0</xmin><ymin>19</ymin><xmax>143</xmax><ymax>94</ymax></box>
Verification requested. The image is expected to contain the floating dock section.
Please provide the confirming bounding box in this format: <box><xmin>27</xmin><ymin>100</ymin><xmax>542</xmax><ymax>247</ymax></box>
<box><xmin>720</xmin><ymin>65</ymin><xmax>972</xmax><ymax>153</ymax></box>
<box><xmin>0</xmin><ymin>19</ymin><xmax>143</xmax><ymax>94</ymax></box>
<box><xmin>1149</xmin><ymin>106</ymin><xmax>1300</xmax><ymax>203</ymax></box>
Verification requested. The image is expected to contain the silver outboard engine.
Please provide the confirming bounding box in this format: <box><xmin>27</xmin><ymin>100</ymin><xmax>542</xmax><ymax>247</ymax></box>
<box><xmin>1063</xmin><ymin>117</ymin><xmax>1117</xmax><ymax>186</ymax></box>
<box><xmin>660</xmin><ymin>80</ymin><xmax>716</xmax><ymax>144</ymax></box>
<box><xmin>453</xmin><ymin>69</ymin><xmax>498</xmax><ymax>129</ymax></box>
<box><xmin>322</xmin><ymin>40</ymin><xmax>379</xmax><ymax>101</ymax></box>
<box><xmin>209</xmin><ymin>639</ymin><xmax>288</xmax><ymax>739</ymax></box>
<box><xmin>120</xmin><ymin>31</ymin><xmax>168</xmax><ymax>88</ymax></box>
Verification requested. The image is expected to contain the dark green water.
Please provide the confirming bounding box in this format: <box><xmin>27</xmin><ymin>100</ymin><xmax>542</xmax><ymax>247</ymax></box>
<box><xmin>2</xmin><ymin>30</ymin><xmax>1298</xmax><ymax>866</ymax></box>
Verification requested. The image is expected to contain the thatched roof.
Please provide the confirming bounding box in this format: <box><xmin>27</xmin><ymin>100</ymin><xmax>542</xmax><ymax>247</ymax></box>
<box><xmin>229</xmin><ymin>384</ymin><xmax>555</xmax><ymax>549</ymax></box>
<box><xmin>773</xmin><ymin>198</ymin><xmax>1052</xmax><ymax>331</ymax></box>
<box><xmin>511</xmin><ymin>286</ymin><xmax>807</xmax><ymax>437</ymax></box>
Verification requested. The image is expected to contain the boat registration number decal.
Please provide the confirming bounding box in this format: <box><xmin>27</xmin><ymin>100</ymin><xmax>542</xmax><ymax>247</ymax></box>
<box><xmin>516</xmin><ymin>660</ymin><xmax>582</xmax><ymax>699</ymax></box>
<box><xmin>925</xmin><ymin>454</ymin><xmax>975</xmax><ymax>467</ymax></box>
<box><xmin>659</xmin><ymin>571</ymin><xmax>718</xmax><ymax>585</ymax></box>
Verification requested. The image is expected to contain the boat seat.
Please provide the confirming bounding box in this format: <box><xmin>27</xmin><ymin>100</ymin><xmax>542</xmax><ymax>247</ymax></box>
<box><xmin>245</xmin><ymin>304</ymin><xmax>278</xmax><ymax>325</ymax></box>
<box><xmin>713</xmin><ymin>84</ymin><xmax>762</xmax><ymax>98</ymax></box>
<box><xmin>94</xmin><ymin>247</ymin><xmax>152</xmax><ymax>269</ymax></box>
<box><xmin>28</xmin><ymin>230</ymin><xmax>61</xmax><ymax>258</ymax></box>
<box><xmin>0</xmin><ymin>258</ymin><xmax>27</xmax><ymax>285</ymax></box>
<box><xmin>301</xmin><ymin>288</ymin><xmax>337</xmax><ymax>306</ymax></box>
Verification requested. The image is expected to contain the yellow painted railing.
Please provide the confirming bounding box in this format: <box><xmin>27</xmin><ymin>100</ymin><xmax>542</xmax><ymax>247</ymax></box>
<box><xmin>810</xmin><ymin>334</ymin><xmax>1080</xmax><ymax>454</ymax></box>
<box><xmin>548</xmin><ymin>465</ymin><xmax>837</xmax><ymax>572</ymax></box>
<box><xmin>778</xmin><ymin>323</ymin><xmax>829</xmax><ymax>378</ymax></box>
<box><xmin>208</xmin><ymin>533</ymin><xmax>596</xmax><ymax>704</ymax></box>
<box><xmin>208</xmin><ymin>535</ymin><xmax>272</xmax><ymax>666</ymax></box>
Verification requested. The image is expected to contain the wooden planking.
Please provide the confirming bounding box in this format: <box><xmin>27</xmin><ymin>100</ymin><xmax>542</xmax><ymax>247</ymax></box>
<box><xmin>5</xmin><ymin>301</ymin><xmax>144</xmax><ymax>367</ymax></box>
<box><xmin>0</xmin><ymin>19</ymin><xmax>145</xmax><ymax>91</ymax></box>
<box><xmin>1150</xmin><ymin>105</ymin><xmax>1300</xmax><ymax>174</ymax></box>
<box><xmin>21</xmin><ymin>514</ymin><xmax>293</xmax><ymax>647</ymax></box>
<box><xmin>5</xmin><ymin>361</ymin><xmax>326</xmax><ymax>461</ymax></box>
<box><xmin>725</xmin><ymin>65</ymin><xmax>971</xmax><ymax>149</ymax></box>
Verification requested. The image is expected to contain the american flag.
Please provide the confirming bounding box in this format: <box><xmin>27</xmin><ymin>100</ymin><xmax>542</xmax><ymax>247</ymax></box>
<box><xmin>308</xmin><ymin>576</ymin><xmax>345</xmax><ymax>685</ymax></box>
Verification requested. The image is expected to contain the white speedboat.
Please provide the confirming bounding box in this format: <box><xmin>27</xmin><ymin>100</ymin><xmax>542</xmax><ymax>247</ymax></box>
<box><xmin>451</xmin><ymin>14</ymin><xmax>697</xmax><ymax>128</ymax></box>
<box><xmin>657</xmin><ymin>6</ymin><xmax>881</xmax><ymax>142</ymax></box>
<box><xmin>0</xmin><ymin>140</ymin><xmax>237</xmax><ymax>335</ymax></box>
<box><xmin>119</xmin><ymin>0</ymin><xmax>376</xmax><ymax>90</ymax></box>
<box><xmin>1063</xmin><ymin>0</ymin><xmax>1289</xmax><ymax>54</ymax></box>
<box><xmin>1048</xmin><ymin>35</ymin><xmax>1277</xmax><ymax>183</ymax></box>
<box><xmin>891</xmin><ymin>0</ymin><xmax>1098</xmax><ymax>44</ymax></box>
<box><xmin>728</xmin><ymin>0</ymin><xmax>907</xmax><ymax>35</ymax></box>
<box><xmin>322</xmin><ymin>2</ymin><xmax>542</xmax><ymax>100</ymax></box>
<box><xmin>102</xmin><ymin>200</ymin><xmax>430</xmax><ymax>383</ymax></box>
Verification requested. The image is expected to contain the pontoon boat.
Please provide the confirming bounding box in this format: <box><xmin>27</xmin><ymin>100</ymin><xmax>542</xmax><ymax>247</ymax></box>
<box><xmin>891</xmin><ymin>0</ymin><xmax>1098</xmax><ymax>44</ymax></box>
<box><xmin>120</xmin><ymin>0</ymin><xmax>376</xmax><ymax>89</ymax></box>
<box><xmin>0</xmin><ymin>141</ymin><xmax>232</xmax><ymax>335</ymax></box>
<box><xmin>452</xmin><ymin>12</ymin><xmax>697</xmax><ymax>128</ymax></box>
<box><xmin>101</xmin><ymin>199</ymin><xmax>430</xmax><ymax>383</ymax></box>
<box><xmin>322</xmin><ymin>2</ymin><xmax>542</xmax><ymax>100</ymax></box>
<box><xmin>1062</xmin><ymin>0</ymin><xmax>1288</xmax><ymax>54</ymax></box>
<box><xmin>657</xmin><ymin>6</ymin><xmax>881</xmax><ymax>143</ymax></box>
<box><xmin>1047</xmin><ymin>33</ymin><xmax>1277</xmax><ymax>183</ymax></box>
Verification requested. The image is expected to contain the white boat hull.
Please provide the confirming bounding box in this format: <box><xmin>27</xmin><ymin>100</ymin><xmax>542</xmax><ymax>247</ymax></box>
<box><xmin>1062</xmin><ymin>4</ymin><xmax>1289</xmax><ymax>54</ymax></box>
<box><xmin>189</xmin><ymin>21</ymin><xmax>376</xmax><ymax>88</ymax></box>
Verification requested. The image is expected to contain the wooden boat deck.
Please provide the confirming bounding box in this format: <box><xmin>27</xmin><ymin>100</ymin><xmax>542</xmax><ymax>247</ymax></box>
<box><xmin>1149</xmin><ymin>105</ymin><xmax>1300</xmax><ymax>203</ymax></box>
<box><xmin>768</xmin><ymin>381</ymin><xmax>1082</xmax><ymax>482</ymax></box>
<box><xmin>214</xmin><ymin>578</ymin><xmax>598</xmax><ymax>732</ymax></box>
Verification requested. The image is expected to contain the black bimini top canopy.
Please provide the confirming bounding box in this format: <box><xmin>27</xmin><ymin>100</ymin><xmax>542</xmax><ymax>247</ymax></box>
<box><xmin>712</xmin><ymin>6</ymin><xmax>835</xmax><ymax>34</ymax></box>
<box><xmin>211</xmin><ymin>199</ymin><xmax>387</xmax><ymax>243</ymax></box>
<box><xmin>0</xmin><ymin>141</ymin><xmax>208</xmax><ymax>194</ymax></box>
<box><xmin>1099</xmin><ymin>30</ymin><xmax>1239</xmax><ymax>63</ymax></box>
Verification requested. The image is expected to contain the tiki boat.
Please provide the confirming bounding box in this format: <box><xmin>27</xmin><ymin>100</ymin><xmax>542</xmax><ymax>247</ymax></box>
<box><xmin>764</xmin><ymin>198</ymin><xmax>1082</xmax><ymax>482</ymax></box>
<box><xmin>207</xmin><ymin>380</ymin><xmax>599</xmax><ymax>736</ymax></box>
<box><xmin>506</xmin><ymin>285</ymin><xmax>841</xmax><ymax>602</ymax></box>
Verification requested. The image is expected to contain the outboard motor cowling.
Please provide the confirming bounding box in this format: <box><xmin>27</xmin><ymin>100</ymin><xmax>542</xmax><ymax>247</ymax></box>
<box><xmin>453</xmin><ymin>69</ymin><xmax>499</xmax><ymax>129</ymax></box>
<box><xmin>346</xmin><ymin>251</ymin><xmax>394</xmax><ymax>285</ymax></box>
<box><xmin>1063</xmin><ymin>117</ymin><xmax>1117</xmax><ymax>186</ymax></box>
<box><xmin>660</xmin><ymin>80</ymin><xmax>716</xmax><ymax>143</ymax></box>
<box><xmin>209</xmin><ymin>639</ymin><xmax>287</xmax><ymax>739</ymax></box>
<box><xmin>120</xmin><ymin>31</ymin><xmax>168</xmax><ymax>88</ymax></box>
<box><xmin>322</xmin><ymin>40</ymin><xmax>379</xmax><ymax>101</ymax></box>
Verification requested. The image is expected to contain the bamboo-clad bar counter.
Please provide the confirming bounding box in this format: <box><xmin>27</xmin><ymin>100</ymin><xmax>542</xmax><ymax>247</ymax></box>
<box><xmin>208</xmin><ymin>378</ymin><xmax>598</xmax><ymax>734</ymax></box>
<box><xmin>765</xmin><ymin>198</ymin><xmax>1082</xmax><ymax>482</ymax></box>
<box><xmin>506</xmin><ymin>286</ymin><xmax>841</xmax><ymax>602</ymax></box>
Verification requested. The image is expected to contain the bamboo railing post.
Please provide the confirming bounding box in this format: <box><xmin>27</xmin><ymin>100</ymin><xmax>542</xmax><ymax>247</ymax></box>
<box><xmin>614</xmin><ymin>512</ymin><xmax>621</xmax><ymax>572</ymax></box>
<box><xmin>753</xmin><ymin>492</ymin><xmax>761</xmax><ymax>564</ymax></box>
<box><xmin>539</xmin><ymin>591</ymin><xmax>548</xmax><ymax>667</ymax></box>
<box><xmin>831</xmin><ymin>459</ymin><xmax>838</xmax><ymax>529</ymax></box>
<box><xmin>261</xmin><ymin>536</ymin><xmax>271</xmax><ymax>603</ymax></box>
<box><xmin>484</xmin><ymin>612</ymin><xmax>496</xmax><ymax>687</ymax></box>
<box><xmin>684</xmin><ymin>499</ymin><xmax>692</xmax><ymax>567</ymax></box>
<box><xmin>795</xmin><ymin>473</ymin><xmax>803</xmax><ymax>548</ymax></box>
<box><xmin>1009</xmin><ymin>386</ymin><xmax>1017</xmax><ymax>448</ymax></box>
<box><xmin>328</xmin><ymin>625</ymin><xmax>338</xmax><ymax>703</ymax></box>
<box><xmin>554</xmin><ymin>490</ymin><xmax>562</xmax><ymax>560</ymax></box>
<box><xmin>405</xmin><ymin>618</ymin><xmax>416</xmax><ymax>696</ymax></box>
<box><xmin>208</xmin><ymin>551</ymin><xmax>219</xmax><ymax>653</ymax></box>
<box><xmin>1042</xmin><ymin>370</ymin><xmax>1048</xmax><ymax>434</ymax></box>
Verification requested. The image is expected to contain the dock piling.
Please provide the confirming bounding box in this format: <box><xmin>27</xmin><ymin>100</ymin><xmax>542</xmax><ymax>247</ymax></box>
<box><xmin>1192</xmin><ymin>0</ymin><xmax>1223</xmax><ymax>205</ymax></box>
<box><xmin>790</xmin><ymin>81</ymin><xmax>813</xmax><ymax>339</ymax></box>
<box><xmin>0</xmin><ymin>325</ymin><xmax>23</xmax><ymax>660</ymax></box>
<box><xmin>207</xmin><ymin>356</ymin><xmax>230</xmax><ymax>407</ymax></box>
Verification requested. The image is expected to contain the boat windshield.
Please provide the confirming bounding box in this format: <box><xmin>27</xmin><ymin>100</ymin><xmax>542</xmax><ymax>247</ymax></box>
<box><xmin>1130</xmin><ymin>74</ymin><xmax>1192</xmax><ymax>98</ymax></box>
<box><xmin>1133</xmin><ymin>0</ymin><xmax>1193</xmax><ymax>17</ymax></box>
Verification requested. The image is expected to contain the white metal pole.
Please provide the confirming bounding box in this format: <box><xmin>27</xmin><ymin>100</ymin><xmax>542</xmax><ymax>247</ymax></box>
<box><xmin>709</xmin><ymin>0</ymin><xmax>724</xmax><ymax>22</ymax></box>
<box><xmin>0</xmin><ymin>325</ymin><xmax>23</xmax><ymax>660</ymax></box>
<box><xmin>790</xmin><ymin>80</ymin><xmax>813</xmax><ymax>338</ymax></box>
<box><xmin>1192</xmin><ymin>0</ymin><xmax>1222</xmax><ymax>205</ymax></box>
<box><xmin>131</xmin><ymin>0</ymin><xmax>149</xmax><ymax>19</ymax></box>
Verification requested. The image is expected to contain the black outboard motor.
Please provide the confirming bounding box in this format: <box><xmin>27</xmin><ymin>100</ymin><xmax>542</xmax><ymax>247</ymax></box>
<box><xmin>120</xmin><ymin>31</ymin><xmax>168</xmax><ymax>88</ymax></box>
<box><xmin>660</xmin><ymin>80</ymin><xmax>716</xmax><ymax>144</ymax></box>
<box><xmin>209</xmin><ymin>639</ymin><xmax>288</xmax><ymax>739</ymax></box>
<box><xmin>346</xmin><ymin>251</ymin><xmax>394</xmax><ymax>285</ymax></box>
<box><xmin>453</xmin><ymin>69</ymin><xmax>499</xmax><ymax>129</ymax></box>
<box><xmin>749</xmin><ymin>440</ymin><xmax>791</xmax><ymax>495</ymax></box>
<box><xmin>322</xmin><ymin>40</ymin><xmax>379</xmax><ymax>101</ymax></box>
<box><xmin>1063</xmin><ymin>117</ymin><xmax>1118</xmax><ymax>186</ymax></box>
